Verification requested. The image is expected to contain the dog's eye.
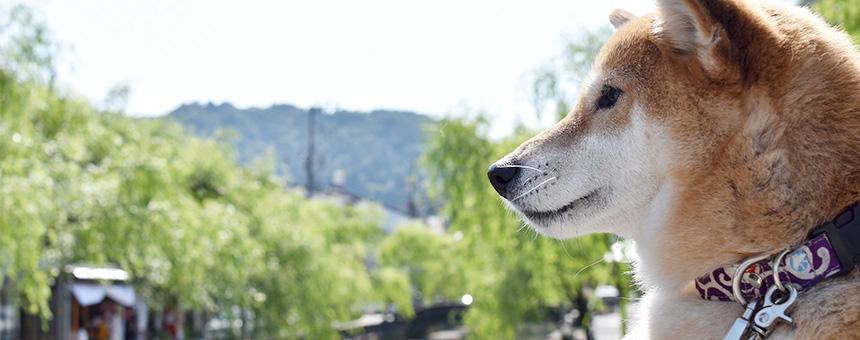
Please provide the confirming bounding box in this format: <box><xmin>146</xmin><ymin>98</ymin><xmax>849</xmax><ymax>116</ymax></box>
<box><xmin>596</xmin><ymin>85</ymin><xmax>623</xmax><ymax>110</ymax></box>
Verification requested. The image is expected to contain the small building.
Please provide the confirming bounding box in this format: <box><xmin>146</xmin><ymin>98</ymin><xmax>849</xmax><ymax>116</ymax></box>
<box><xmin>8</xmin><ymin>265</ymin><xmax>145</xmax><ymax>340</ymax></box>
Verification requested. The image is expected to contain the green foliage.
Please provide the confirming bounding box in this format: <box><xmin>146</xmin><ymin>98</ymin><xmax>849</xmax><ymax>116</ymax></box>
<box><xmin>377</xmin><ymin>223</ymin><xmax>465</xmax><ymax>309</ymax></box>
<box><xmin>371</xmin><ymin>266</ymin><xmax>414</xmax><ymax>318</ymax></box>
<box><xmin>815</xmin><ymin>0</ymin><xmax>860</xmax><ymax>44</ymax></box>
<box><xmin>0</xmin><ymin>6</ymin><xmax>388</xmax><ymax>338</ymax></box>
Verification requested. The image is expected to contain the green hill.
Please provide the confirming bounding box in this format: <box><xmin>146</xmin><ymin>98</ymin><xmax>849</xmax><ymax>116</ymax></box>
<box><xmin>168</xmin><ymin>102</ymin><xmax>434</xmax><ymax>211</ymax></box>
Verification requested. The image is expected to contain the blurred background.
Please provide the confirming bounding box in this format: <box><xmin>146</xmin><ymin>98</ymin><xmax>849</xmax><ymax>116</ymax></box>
<box><xmin>0</xmin><ymin>0</ymin><xmax>854</xmax><ymax>339</ymax></box>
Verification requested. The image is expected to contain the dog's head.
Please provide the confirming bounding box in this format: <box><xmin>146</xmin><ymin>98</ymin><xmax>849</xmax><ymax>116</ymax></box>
<box><xmin>489</xmin><ymin>0</ymin><xmax>860</xmax><ymax>251</ymax></box>
<box><xmin>488</xmin><ymin>8</ymin><xmax>669</xmax><ymax>239</ymax></box>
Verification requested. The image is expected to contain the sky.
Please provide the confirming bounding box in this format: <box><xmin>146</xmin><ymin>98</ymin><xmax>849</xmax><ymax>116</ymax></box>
<box><xmin>15</xmin><ymin>0</ymin><xmax>656</xmax><ymax>136</ymax></box>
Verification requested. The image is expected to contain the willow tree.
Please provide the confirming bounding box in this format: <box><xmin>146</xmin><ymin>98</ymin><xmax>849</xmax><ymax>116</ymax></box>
<box><xmin>0</xmin><ymin>6</ymin><xmax>392</xmax><ymax>339</ymax></box>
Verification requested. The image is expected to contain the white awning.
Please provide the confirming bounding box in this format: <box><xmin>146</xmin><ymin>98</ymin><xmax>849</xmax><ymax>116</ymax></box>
<box><xmin>70</xmin><ymin>283</ymin><xmax>136</xmax><ymax>307</ymax></box>
<box><xmin>68</xmin><ymin>266</ymin><xmax>129</xmax><ymax>281</ymax></box>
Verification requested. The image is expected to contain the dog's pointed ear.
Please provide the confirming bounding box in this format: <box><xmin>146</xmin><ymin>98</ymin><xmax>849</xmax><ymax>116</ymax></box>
<box><xmin>609</xmin><ymin>9</ymin><xmax>636</xmax><ymax>30</ymax></box>
<box><xmin>654</xmin><ymin>0</ymin><xmax>752</xmax><ymax>76</ymax></box>
<box><xmin>656</xmin><ymin>0</ymin><xmax>721</xmax><ymax>55</ymax></box>
<box><xmin>655</xmin><ymin>0</ymin><xmax>780</xmax><ymax>80</ymax></box>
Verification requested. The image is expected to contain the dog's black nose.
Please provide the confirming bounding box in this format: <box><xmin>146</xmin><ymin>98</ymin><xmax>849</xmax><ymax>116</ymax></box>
<box><xmin>487</xmin><ymin>164</ymin><xmax>520</xmax><ymax>199</ymax></box>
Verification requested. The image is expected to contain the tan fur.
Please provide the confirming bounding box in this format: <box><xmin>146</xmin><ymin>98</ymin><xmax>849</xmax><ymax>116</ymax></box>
<box><xmin>493</xmin><ymin>0</ymin><xmax>860</xmax><ymax>338</ymax></box>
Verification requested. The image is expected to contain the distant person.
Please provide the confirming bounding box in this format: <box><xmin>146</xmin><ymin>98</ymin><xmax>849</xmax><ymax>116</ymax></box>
<box><xmin>164</xmin><ymin>307</ymin><xmax>178</xmax><ymax>339</ymax></box>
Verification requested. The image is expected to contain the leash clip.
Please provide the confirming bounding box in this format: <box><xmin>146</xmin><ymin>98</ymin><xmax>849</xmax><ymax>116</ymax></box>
<box><xmin>724</xmin><ymin>251</ymin><xmax>797</xmax><ymax>340</ymax></box>
<box><xmin>751</xmin><ymin>285</ymin><xmax>798</xmax><ymax>337</ymax></box>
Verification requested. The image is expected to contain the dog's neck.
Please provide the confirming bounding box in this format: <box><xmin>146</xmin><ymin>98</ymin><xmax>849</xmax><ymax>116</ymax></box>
<box><xmin>631</xmin><ymin>171</ymin><xmax>858</xmax><ymax>298</ymax></box>
<box><xmin>630</xmin><ymin>178</ymin><xmax>701</xmax><ymax>294</ymax></box>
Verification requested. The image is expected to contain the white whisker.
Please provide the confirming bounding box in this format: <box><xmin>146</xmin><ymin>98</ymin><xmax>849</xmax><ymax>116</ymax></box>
<box><xmin>511</xmin><ymin>176</ymin><xmax>557</xmax><ymax>201</ymax></box>
<box><xmin>560</xmin><ymin>240</ymin><xmax>572</xmax><ymax>258</ymax></box>
<box><xmin>573</xmin><ymin>258</ymin><xmax>605</xmax><ymax>279</ymax></box>
<box><xmin>516</xmin><ymin>224</ymin><xmax>529</xmax><ymax>232</ymax></box>
<box><xmin>497</xmin><ymin>164</ymin><xmax>546</xmax><ymax>174</ymax></box>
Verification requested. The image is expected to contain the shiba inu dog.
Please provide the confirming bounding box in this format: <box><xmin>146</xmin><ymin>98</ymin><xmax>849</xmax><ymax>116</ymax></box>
<box><xmin>488</xmin><ymin>0</ymin><xmax>860</xmax><ymax>338</ymax></box>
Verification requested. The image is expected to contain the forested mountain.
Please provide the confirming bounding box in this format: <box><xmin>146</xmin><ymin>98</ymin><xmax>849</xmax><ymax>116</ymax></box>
<box><xmin>168</xmin><ymin>102</ymin><xmax>434</xmax><ymax>211</ymax></box>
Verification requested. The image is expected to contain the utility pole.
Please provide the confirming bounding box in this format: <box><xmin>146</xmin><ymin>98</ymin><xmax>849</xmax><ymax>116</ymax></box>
<box><xmin>406</xmin><ymin>165</ymin><xmax>419</xmax><ymax>218</ymax></box>
<box><xmin>305</xmin><ymin>107</ymin><xmax>320</xmax><ymax>197</ymax></box>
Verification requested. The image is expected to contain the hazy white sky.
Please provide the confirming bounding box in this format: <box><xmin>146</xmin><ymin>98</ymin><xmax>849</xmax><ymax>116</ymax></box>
<box><xmin>17</xmin><ymin>0</ymin><xmax>656</xmax><ymax>136</ymax></box>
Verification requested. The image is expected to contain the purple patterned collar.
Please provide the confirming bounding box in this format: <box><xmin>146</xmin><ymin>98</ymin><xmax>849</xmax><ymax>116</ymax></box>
<box><xmin>695</xmin><ymin>202</ymin><xmax>860</xmax><ymax>302</ymax></box>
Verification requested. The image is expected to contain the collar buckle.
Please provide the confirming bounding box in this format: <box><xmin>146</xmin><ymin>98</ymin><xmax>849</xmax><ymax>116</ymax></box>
<box><xmin>810</xmin><ymin>202</ymin><xmax>860</xmax><ymax>276</ymax></box>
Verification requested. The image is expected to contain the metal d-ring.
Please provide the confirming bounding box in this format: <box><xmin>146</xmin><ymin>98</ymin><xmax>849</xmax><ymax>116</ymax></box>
<box><xmin>772</xmin><ymin>249</ymin><xmax>792</xmax><ymax>293</ymax></box>
<box><xmin>732</xmin><ymin>253</ymin><xmax>771</xmax><ymax>306</ymax></box>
